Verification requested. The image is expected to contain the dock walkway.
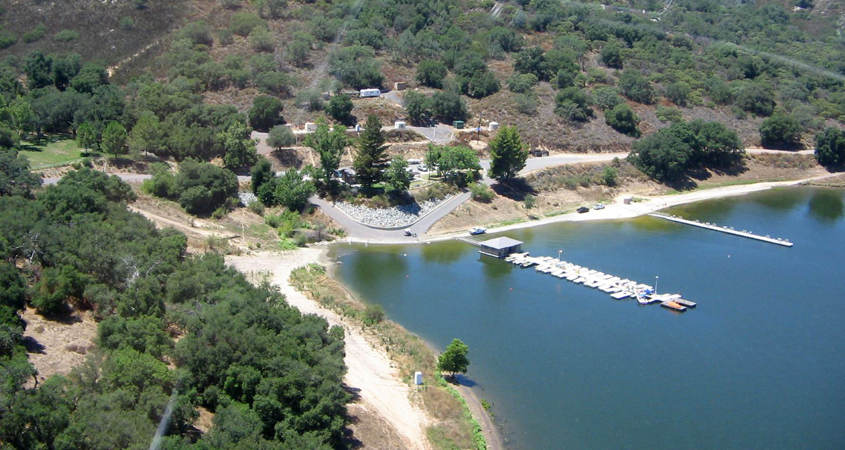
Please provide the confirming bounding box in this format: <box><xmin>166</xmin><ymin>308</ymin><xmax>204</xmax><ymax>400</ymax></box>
<box><xmin>648</xmin><ymin>213</ymin><xmax>793</xmax><ymax>247</ymax></box>
<box><xmin>502</xmin><ymin>253</ymin><xmax>696</xmax><ymax>312</ymax></box>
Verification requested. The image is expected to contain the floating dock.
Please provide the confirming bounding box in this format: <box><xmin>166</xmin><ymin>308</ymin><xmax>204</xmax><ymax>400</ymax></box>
<box><xmin>501</xmin><ymin>253</ymin><xmax>696</xmax><ymax>313</ymax></box>
<box><xmin>648</xmin><ymin>213</ymin><xmax>793</xmax><ymax>247</ymax></box>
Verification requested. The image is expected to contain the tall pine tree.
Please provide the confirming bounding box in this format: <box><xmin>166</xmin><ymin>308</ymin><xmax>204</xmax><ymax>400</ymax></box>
<box><xmin>488</xmin><ymin>125</ymin><xmax>528</xmax><ymax>181</ymax></box>
<box><xmin>353</xmin><ymin>115</ymin><xmax>389</xmax><ymax>190</ymax></box>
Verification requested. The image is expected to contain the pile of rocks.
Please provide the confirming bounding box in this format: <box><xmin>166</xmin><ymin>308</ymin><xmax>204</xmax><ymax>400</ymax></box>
<box><xmin>238</xmin><ymin>192</ymin><xmax>258</xmax><ymax>206</ymax></box>
<box><xmin>334</xmin><ymin>196</ymin><xmax>451</xmax><ymax>228</ymax></box>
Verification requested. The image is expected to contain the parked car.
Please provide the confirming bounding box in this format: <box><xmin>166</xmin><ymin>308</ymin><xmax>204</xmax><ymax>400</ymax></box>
<box><xmin>593</xmin><ymin>204</ymin><xmax>605</xmax><ymax>210</ymax></box>
<box><xmin>577</xmin><ymin>206</ymin><xmax>590</xmax><ymax>214</ymax></box>
<box><xmin>469</xmin><ymin>227</ymin><xmax>487</xmax><ymax>235</ymax></box>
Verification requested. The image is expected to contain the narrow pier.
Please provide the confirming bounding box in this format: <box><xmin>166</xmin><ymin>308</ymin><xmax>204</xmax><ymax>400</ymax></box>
<box><xmin>648</xmin><ymin>213</ymin><xmax>793</xmax><ymax>247</ymax></box>
<box><xmin>502</xmin><ymin>253</ymin><xmax>696</xmax><ymax>312</ymax></box>
<box><xmin>456</xmin><ymin>236</ymin><xmax>483</xmax><ymax>247</ymax></box>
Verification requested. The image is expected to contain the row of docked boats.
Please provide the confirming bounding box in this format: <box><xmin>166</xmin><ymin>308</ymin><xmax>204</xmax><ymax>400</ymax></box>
<box><xmin>504</xmin><ymin>253</ymin><xmax>697</xmax><ymax>312</ymax></box>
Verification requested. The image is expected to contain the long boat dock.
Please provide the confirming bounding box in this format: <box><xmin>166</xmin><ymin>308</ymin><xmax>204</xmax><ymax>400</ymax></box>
<box><xmin>502</xmin><ymin>252</ymin><xmax>696</xmax><ymax>312</ymax></box>
<box><xmin>648</xmin><ymin>213</ymin><xmax>793</xmax><ymax>247</ymax></box>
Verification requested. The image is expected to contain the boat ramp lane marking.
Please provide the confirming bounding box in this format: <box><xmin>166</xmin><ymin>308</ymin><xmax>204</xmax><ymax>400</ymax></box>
<box><xmin>500</xmin><ymin>253</ymin><xmax>697</xmax><ymax>312</ymax></box>
<box><xmin>648</xmin><ymin>213</ymin><xmax>794</xmax><ymax>247</ymax></box>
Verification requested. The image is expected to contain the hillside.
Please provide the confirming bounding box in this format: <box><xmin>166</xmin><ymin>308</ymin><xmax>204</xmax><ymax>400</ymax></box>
<box><xmin>2</xmin><ymin>0</ymin><xmax>842</xmax><ymax>152</ymax></box>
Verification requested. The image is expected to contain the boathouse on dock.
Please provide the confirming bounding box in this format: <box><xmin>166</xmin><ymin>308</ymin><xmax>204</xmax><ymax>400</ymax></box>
<box><xmin>479</xmin><ymin>237</ymin><xmax>523</xmax><ymax>258</ymax></box>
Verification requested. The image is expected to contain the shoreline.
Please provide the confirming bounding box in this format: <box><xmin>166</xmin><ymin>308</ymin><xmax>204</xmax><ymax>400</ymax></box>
<box><xmin>226</xmin><ymin>248</ymin><xmax>502</xmax><ymax>450</ymax></box>
<box><xmin>340</xmin><ymin>173</ymin><xmax>842</xmax><ymax>245</ymax></box>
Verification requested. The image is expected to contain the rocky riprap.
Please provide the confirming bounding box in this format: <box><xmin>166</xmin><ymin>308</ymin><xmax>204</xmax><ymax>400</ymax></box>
<box><xmin>334</xmin><ymin>196</ymin><xmax>451</xmax><ymax>228</ymax></box>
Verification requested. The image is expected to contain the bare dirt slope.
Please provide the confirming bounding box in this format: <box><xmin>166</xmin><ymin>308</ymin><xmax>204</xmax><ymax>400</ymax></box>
<box><xmin>21</xmin><ymin>307</ymin><xmax>98</xmax><ymax>387</ymax></box>
<box><xmin>226</xmin><ymin>249</ymin><xmax>432</xmax><ymax>450</ymax></box>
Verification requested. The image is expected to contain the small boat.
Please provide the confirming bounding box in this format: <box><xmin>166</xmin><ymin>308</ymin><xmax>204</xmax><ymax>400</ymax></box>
<box><xmin>469</xmin><ymin>227</ymin><xmax>487</xmax><ymax>235</ymax></box>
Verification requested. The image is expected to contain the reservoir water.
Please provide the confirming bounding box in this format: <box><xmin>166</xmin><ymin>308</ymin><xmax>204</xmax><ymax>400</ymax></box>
<box><xmin>333</xmin><ymin>188</ymin><xmax>845</xmax><ymax>450</ymax></box>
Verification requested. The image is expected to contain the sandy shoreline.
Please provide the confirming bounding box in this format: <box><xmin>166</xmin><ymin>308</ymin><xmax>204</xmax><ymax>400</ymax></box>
<box><xmin>343</xmin><ymin>173</ymin><xmax>842</xmax><ymax>245</ymax></box>
<box><xmin>226</xmin><ymin>248</ymin><xmax>502</xmax><ymax>450</ymax></box>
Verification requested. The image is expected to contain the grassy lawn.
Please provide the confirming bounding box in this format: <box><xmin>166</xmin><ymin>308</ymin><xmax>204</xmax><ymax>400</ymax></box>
<box><xmin>18</xmin><ymin>136</ymin><xmax>93</xmax><ymax>169</ymax></box>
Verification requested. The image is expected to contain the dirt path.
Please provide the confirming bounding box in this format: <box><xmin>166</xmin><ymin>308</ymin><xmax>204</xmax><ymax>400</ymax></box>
<box><xmin>226</xmin><ymin>249</ymin><xmax>432</xmax><ymax>450</ymax></box>
<box><xmin>128</xmin><ymin>205</ymin><xmax>233</xmax><ymax>239</ymax></box>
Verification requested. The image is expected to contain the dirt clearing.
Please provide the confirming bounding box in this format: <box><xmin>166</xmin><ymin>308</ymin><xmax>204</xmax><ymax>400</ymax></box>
<box><xmin>21</xmin><ymin>307</ymin><xmax>98</xmax><ymax>387</ymax></box>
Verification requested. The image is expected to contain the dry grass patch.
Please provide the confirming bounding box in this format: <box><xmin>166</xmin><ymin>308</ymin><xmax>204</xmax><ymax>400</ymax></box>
<box><xmin>21</xmin><ymin>307</ymin><xmax>98</xmax><ymax>388</ymax></box>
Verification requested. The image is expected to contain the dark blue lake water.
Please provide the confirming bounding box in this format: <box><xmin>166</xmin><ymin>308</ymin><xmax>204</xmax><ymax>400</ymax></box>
<box><xmin>334</xmin><ymin>188</ymin><xmax>845</xmax><ymax>450</ymax></box>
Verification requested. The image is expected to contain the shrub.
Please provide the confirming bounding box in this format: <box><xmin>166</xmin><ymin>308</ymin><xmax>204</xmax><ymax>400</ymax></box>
<box><xmin>605</xmin><ymin>103</ymin><xmax>640</xmax><ymax>137</ymax></box>
<box><xmin>656</xmin><ymin>106</ymin><xmax>683</xmax><ymax>123</ymax></box>
<box><xmin>0</xmin><ymin>32</ymin><xmax>16</xmax><ymax>49</ymax></box>
<box><xmin>325</xmin><ymin>93</ymin><xmax>354</xmax><ymax>123</ymax></box>
<box><xmin>230</xmin><ymin>12</ymin><xmax>266</xmax><ymax>37</ymax></box>
<box><xmin>179</xmin><ymin>21</ymin><xmax>213</xmax><ymax>47</ymax></box>
<box><xmin>363</xmin><ymin>304</ymin><xmax>385</xmax><ymax>326</ymax></box>
<box><xmin>469</xmin><ymin>183</ymin><xmax>495</xmax><ymax>202</ymax></box>
<box><xmin>555</xmin><ymin>87</ymin><xmax>593</xmax><ymax>122</ymax></box>
<box><xmin>267</xmin><ymin>125</ymin><xmax>296</xmax><ymax>149</ymax></box>
<box><xmin>814</xmin><ymin>127</ymin><xmax>845</xmax><ymax>166</ymax></box>
<box><xmin>53</xmin><ymin>30</ymin><xmax>79</xmax><ymax>42</ymax></box>
<box><xmin>22</xmin><ymin>24</ymin><xmax>47</xmax><ymax>44</ymax></box>
<box><xmin>507</xmin><ymin>73</ymin><xmax>538</xmax><ymax>93</ymax></box>
<box><xmin>592</xmin><ymin>87</ymin><xmax>623</xmax><ymax>111</ymax></box>
<box><xmin>523</xmin><ymin>194</ymin><xmax>536</xmax><ymax>209</ymax></box>
<box><xmin>514</xmin><ymin>93</ymin><xmax>538</xmax><ymax>115</ymax></box>
<box><xmin>120</xmin><ymin>17</ymin><xmax>135</xmax><ymax>31</ymax></box>
<box><xmin>736</xmin><ymin>83</ymin><xmax>775</xmax><ymax>116</ymax></box>
<box><xmin>416</xmin><ymin>60</ymin><xmax>447</xmax><ymax>89</ymax></box>
<box><xmin>249</xmin><ymin>27</ymin><xmax>275</xmax><ymax>52</ymax></box>
<box><xmin>618</xmin><ymin>69</ymin><xmax>656</xmax><ymax>104</ymax></box>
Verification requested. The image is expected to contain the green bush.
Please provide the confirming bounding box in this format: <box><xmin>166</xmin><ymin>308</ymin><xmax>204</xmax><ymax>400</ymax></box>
<box><xmin>229</xmin><ymin>12</ymin><xmax>267</xmax><ymax>37</ymax></box>
<box><xmin>605</xmin><ymin>103</ymin><xmax>640</xmax><ymax>137</ymax></box>
<box><xmin>22</xmin><ymin>24</ymin><xmax>46</xmax><ymax>44</ymax></box>
<box><xmin>0</xmin><ymin>32</ymin><xmax>16</xmax><ymax>49</ymax></box>
<box><xmin>469</xmin><ymin>183</ymin><xmax>495</xmax><ymax>202</ymax></box>
<box><xmin>53</xmin><ymin>30</ymin><xmax>79</xmax><ymax>42</ymax></box>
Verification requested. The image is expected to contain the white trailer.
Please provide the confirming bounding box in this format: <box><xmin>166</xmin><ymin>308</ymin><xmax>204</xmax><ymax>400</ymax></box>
<box><xmin>359</xmin><ymin>88</ymin><xmax>381</xmax><ymax>98</ymax></box>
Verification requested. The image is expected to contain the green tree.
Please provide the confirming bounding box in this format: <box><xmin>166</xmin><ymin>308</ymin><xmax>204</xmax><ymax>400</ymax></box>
<box><xmin>416</xmin><ymin>60</ymin><xmax>447</xmax><ymax>89</ymax></box>
<box><xmin>101</xmin><ymin>121</ymin><xmax>127</xmax><ymax>158</ymax></box>
<box><xmin>384</xmin><ymin>155</ymin><xmax>412</xmax><ymax>193</ymax></box>
<box><xmin>736</xmin><ymin>83</ymin><xmax>775</xmax><ymax>116</ymax></box>
<box><xmin>431</xmin><ymin>90</ymin><xmax>468</xmax><ymax>123</ymax></box>
<box><xmin>176</xmin><ymin>160</ymin><xmax>238</xmax><ymax>215</ymax></box>
<box><xmin>555</xmin><ymin>87</ymin><xmax>593</xmax><ymax>122</ymax></box>
<box><xmin>250</xmin><ymin>158</ymin><xmax>274</xmax><ymax>195</ymax></box>
<box><xmin>666</xmin><ymin>81</ymin><xmax>691</xmax><ymax>107</ymax></box>
<box><xmin>353</xmin><ymin>115</ymin><xmax>388</xmax><ymax>190</ymax></box>
<box><xmin>605</xmin><ymin>103</ymin><xmax>640</xmax><ymax>137</ymax></box>
<box><xmin>0</xmin><ymin>261</ymin><xmax>27</xmax><ymax>311</ymax></box>
<box><xmin>618</xmin><ymin>69</ymin><xmax>656</xmax><ymax>104</ymax></box>
<box><xmin>248</xmin><ymin>95</ymin><xmax>283</xmax><ymax>131</ymax></box>
<box><xmin>266</xmin><ymin>125</ymin><xmax>295</xmax><ymax>149</ymax></box>
<box><xmin>127</xmin><ymin>112</ymin><xmax>161</xmax><ymax>159</ymax></box>
<box><xmin>488</xmin><ymin>126</ymin><xmax>528</xmax><ymax>181</ymax></box>
<box><xmin>814</xmin><ymin>127</ymin><xmax>845</xmax><ymax>167</ymax></box>
<box><xmin>325</xmin><ymin>93</ymin><xmax>354</xmax><ymax>124</ymax></box>
<box><xmin>0</xmin><ymin>150</ymin><xmax>41</xmax><ymax>197</ymax></box>
<box><xmin>220</xmin><ymin>122</ymin><xmax>259</xmax><ymax>169</ymax></box>
<box><xmin>305</xmin><ymin>119</ymin><xmax>349</xmax><ymax>185</ymax></box>
<box><xmin>627</xmin><ymin>122</ymin><xmax>694</xmax><ymax>182</ymax></box>
<box><xmin>437</xmin><ymin>338</ymin><xmax>470</xmax><ymax>378</ymax></box>
<box><xmin>514</xmin><ymin>47</ymin><xmax>551</xmax><ymax>81</ymax></box>
<box><xmin>759</xmin><ymin>113</ymin><xmax>802</xmax><ymax>147</ymax></box>
<box><xmin>274</xmin><ymin>169</ymin><xmax>315</xmax><ymax>210</ymax></box>
<box><xmin>24</xmin><ymin>51</ymin><xmax>53</xmax><ymax>90</ymax></box>
<box><xmin>404</xmin><ymin>91</ymin><xmax>433</xmax><ymax>125</ymax></box>
<box><xmin>601</xmin><ymin>42</ymin><xmax>623</xmax><ymax>69</ymax></box>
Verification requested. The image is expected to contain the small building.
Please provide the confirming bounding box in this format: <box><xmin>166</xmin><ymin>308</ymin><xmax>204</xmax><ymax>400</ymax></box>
<box><xmin>359</xmin><ymin>88</ymin><xmax>381</xmax><ymax>98</ymax></box>
<box><xmin>394</xmin><ymin>82</ymin><xmax>407</xmax><ymax>91</ymax></box>
<box><xmin>394</xmin><ymin>121</ymin><xmax>407</xmax><ymax>130</ymax></box>
<box><xmin>488</xmin><ymin>121</ymin><xmax>499</xmax><ymax>131</ymax></box>
<box><xmin>453</xmin><ymin>120</ymin><xmax>465</xmax><ymax>129</ymax></box>
<box><xmin>479</xmin><ymin>237</ymin><xmax>524</xmax><ymax>258</ymax></box>
<box><xmin>305</xmin><ymin>122</ymin><xmax>318</xmax><ymax>132</ymax></box>
<box><xmin>335</xmin><ymin>167</ymin><xmax>357</xmax><ymax>184</ymax></box>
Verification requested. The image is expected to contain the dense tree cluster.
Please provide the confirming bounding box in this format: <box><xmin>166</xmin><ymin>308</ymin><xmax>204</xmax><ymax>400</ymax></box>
<box><xmin>0</xmin><ymin>160</ymin><xmax>348</xmax><ymax>449</ymax></box>
<box><xmin>425</xmin><ymin>144</ymin><xmax>482</xmax><ymax>184</ymax></box>
<box><xmin>628</xmin><ymin>120</ymin><xmax>745</xmax><ymax>182</ymax></box>
<box><xmin>144</xmin><ymin>160</ymin><xmax>238</xmax><ymax>216</ymax></box>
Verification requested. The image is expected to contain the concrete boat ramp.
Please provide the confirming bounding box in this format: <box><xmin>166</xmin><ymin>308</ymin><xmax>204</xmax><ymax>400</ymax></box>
<box><xmin>503</xmin><ymin>253</ymin><xmax>697</xmax><ymax>312</ymax></box>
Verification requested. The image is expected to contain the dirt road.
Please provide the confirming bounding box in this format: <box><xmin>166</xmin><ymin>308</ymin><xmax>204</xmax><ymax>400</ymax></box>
<box><xmin>226</xmin><ymin>249</ymin><xmax>432</xmax><ymax>450</ymax></box>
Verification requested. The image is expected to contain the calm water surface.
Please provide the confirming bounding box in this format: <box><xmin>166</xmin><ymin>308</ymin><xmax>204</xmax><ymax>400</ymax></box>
<box><xmin>333</xmin><ymin>188</ymin><xmax>845</xmax><ymax>450</ymax></box>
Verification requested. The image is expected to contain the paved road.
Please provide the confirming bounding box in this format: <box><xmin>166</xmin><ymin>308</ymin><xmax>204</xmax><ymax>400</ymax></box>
<box><xmin>313</xmin><ymin>152</ymin><xmax>630</xmax><ymax>241</ymax></box>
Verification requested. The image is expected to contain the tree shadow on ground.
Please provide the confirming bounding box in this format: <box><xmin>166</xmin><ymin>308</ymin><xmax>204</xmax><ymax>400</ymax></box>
<box><xmin>491</xmin><ymin>178</ymin><xmax>536</xmax><ymax>201</ymax></box>
<box><xmin>760</xmin><ymin>142</ymin><xmax>806</xmax><ymax>151</ymax></box>
<box><xmin>270</xmin><ymin>148</ymin><xmax>303</xmax><ymax>169</ymax></box>
<box><xmin>23</xmin><ymin>336</ymin><xmax>46</xmax><ymax>354</ymax></box>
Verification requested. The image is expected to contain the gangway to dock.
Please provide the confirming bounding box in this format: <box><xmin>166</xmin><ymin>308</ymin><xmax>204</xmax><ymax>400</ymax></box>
<box><xmin>456</xmin><ymin>236</ymin><xmax>483</xmax><ymax>247</ymax></box>
<box><xmin>648</xmin><ymin>213</ymin><xmax>793</xmax><ymax>247</ymax></box>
